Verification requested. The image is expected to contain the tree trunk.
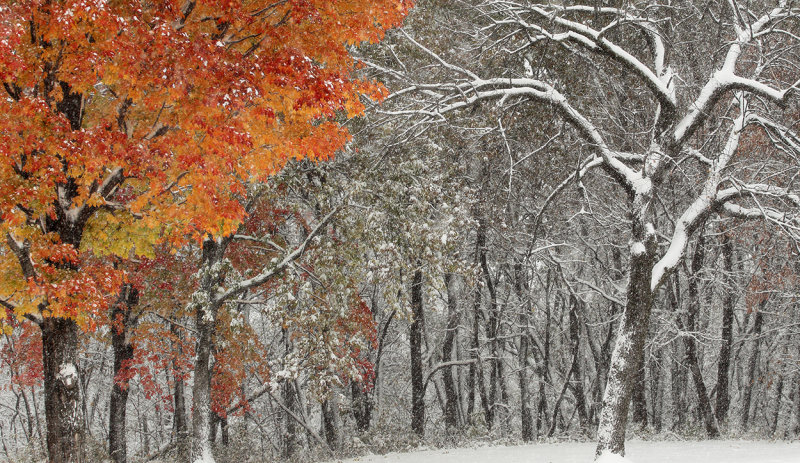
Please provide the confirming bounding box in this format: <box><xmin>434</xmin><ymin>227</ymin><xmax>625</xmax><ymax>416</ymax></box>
<box><xmin>171</xmin><ymin>323</ymin><xmax>190</xmax><ymax>463</ymax></box>
<box><xmin>466</xmin><ymin>282</ymin><xmax>479</xmax><ymax>422</ymax></box>
<box><xmin>649</xmin><ymin>346</ymin><xmax>663</xmax><ymax>433</ymax></box>
<box><xmin>321</xmin><ymin>394</ymin><xmax>342</xmax><ymax>450</ymax></box>
<box><xmin>684</xmin><ymin>234</ymin><xmax>719</xmax><ymax>437</ymax></box>
<box><xmin>191</xmin><ymin>238</ymin><xmax>227</xmax><ymax>463</ymax></box>
<box><xmin>442</xmin><ymin>273</ymin><xmax>460</xmax><ymax>430</ymax></box>
<box><xmin>42</xmin><ymin>317</ymin><xmax>85</xmax><ymax>463</ymax></box>
<box><xmin>792</xmin><ymin>345</ymin><xmax>800</xmax><ymax>438</ymax></box>
<box><xmin>410</xmin><ymin>268</ymin><xmax>425</xmax><ymax>437</ymax></box>
<box><xmin>281</xmin><ymin>379</ymin><xmax>299</xmax><ymax>458</ymax></box>
<box><xmin>595</xmin><ymin>246</ymin><xmax>655</xmax><ymax>458</ymax></box>
<box><xmin>668</xmin><ymin>276</ymin><xmax>687</xmax><ymax>432</ymax></box>
<box><xmin>535</xmin><ymin>285</ymin><xmax>551</xmax><ymax>437</ymax></box>
<box><xmin>631</xmin><ymin>365</ymin><xmax>648</xmax><ymax>430</ymax></box>
<box><xmin>109</xmin><ymin>285</ymin><xmax>138</xmax><ymax>463</ymax></box>
<box><xmin>741</xmin><ymin>305</ymin><xmax>764</xmax><ymax>431</ymax></box>
<box><xmin>568</xmin><ymin>295</ymin><xmax>589</xmax><ymax>432</ymax></box>
<box><xmin>191</xmin><ymin>308</ymin><xmax>216</xmax><ymax>463</ymax></box>
<box><xmin>715</xmin><ymin>233</ymin><xmax>735</xmax><ymax>426</ymax></box>
<box><xmin>515</xmin><ymin>263</ymin><xmax>533</xmax><ymax>441</ymax></box>
<box><xmin>351</xmin><ymin>382</ymin><xmax>372</xmax><ymax>433</ymax></box>
<box><xmin>477</xmin><ymin>219</ymin><xmax>499</xmax><ymax>430</ymax></box>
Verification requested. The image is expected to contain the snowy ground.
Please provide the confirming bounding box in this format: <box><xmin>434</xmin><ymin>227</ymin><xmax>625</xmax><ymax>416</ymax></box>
<box><xmin>330</xmin><ymin>440</ymin><xmax>800</xmax><ymax>463</ymax></box>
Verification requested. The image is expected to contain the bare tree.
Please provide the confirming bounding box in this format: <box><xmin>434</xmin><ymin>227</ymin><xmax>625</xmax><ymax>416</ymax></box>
<box><xmin>372</xmin><ymin>0</ymin><xmax>800</xmax><ymax>458</ymax></box>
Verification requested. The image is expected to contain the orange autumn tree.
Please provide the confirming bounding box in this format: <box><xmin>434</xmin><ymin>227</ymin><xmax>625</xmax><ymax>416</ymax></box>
<box><xmin>0</xmin><ymin>1</ymin><xmax>412</xmax><ymax>462</ymax></box>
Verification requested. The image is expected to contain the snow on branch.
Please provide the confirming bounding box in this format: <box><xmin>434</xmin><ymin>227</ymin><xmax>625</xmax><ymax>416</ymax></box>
<box><xmin>483</xmin><ymin>2</ymin><xmax>675</xmax><ymax>112</ymax></box>
<box><xmin>215</xmin><ymin>207</ymin><xmax>340</xmax><ymax>303</ymax></box>
<box><xmin>651</xmin><ymin>103</ymin><xmax>748</xmax><ymax>290</ymax></box>
<box><xmin>674</xmin><ymin>5</ymin><xmax>798</xmax><ymax>145</ymax></box>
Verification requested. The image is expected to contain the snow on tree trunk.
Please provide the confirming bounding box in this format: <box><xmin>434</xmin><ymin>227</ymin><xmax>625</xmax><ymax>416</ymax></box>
<box><xmin>42</xmin><ymin>317</ymin><xmax>85</xmax><ymax>463</ymax></box>
<box><xmin>191</xmin><ymin>311</ymin><xmax>216</xmax><ymax>463</ymax></box>
<box><xmin>595</xmin><ymin>245</ymin><xmax>656</xmax><ymax>458</ymax></box>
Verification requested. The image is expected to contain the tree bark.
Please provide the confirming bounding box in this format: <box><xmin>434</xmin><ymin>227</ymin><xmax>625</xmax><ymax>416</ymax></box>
<box><xmin>109</xmin><ymin>285</ymin><xmax>139</xmax><ymax>463</ymax></box>
<box><xmin>668</xmin><ymin>276</ymin><xmax>686</xmax><ymax>432</ymax></box>
<box><xmin>442</xmin><ymin>273</ymin><xmax>461</xmax><ymax>430</ymax></box>
<box><xmin>514</xmin><ymin>262</ymin><xmax>533</xmax><ymax>441</ymax></box>
<box><xmin>410</xmin><ymin>268</ymin><xmax>425</xmax><ymax>437</ymax></box>
<box><xmin>535</xmin><ymin>282</ymin><xmax>552</xmax><ymax>437</ymax></box>
<box><xmin>42</xmin><ymin>317</ymin><xmax>85</xmax><ymax>463</ymax></box>
<box><xmin>741</xmin><ymin>305</ymin><xmax>765</xmax><ymax>431</ymax></box>
<box><xmin>567</xmin><ymin>295</ymin><xmax>589</xmax><ymax>432</ymax></box>
<box><xmin>351</xmin><ymin>382</ymin><xmax>372</xmax><ymax>433</ymax></box>
<box><xmin>321</xmin><ymin>394</ymin><xmax>342</xmax><ymax>450</ymax></box>
<box><xmin>281</xmin><ymin>378</ymin><xmax>299</xmax><ymax>458</ymax></box>
<box><xmin>792</xmin><ymin>345</ymin><xmax>800</xmax><ymax>438</ymax></box>
<box><xmin>631</xmin><ymin>365</ymin><xmax>648</xmax><ymax>430</ymax></box>
<box><xmin>715</xmin><ymin>233</ymin><xmax>735</xmax><ymax>426</ymax></box>
<box><xmin>171</xmin><ymin>323</ymin><xmax>190</xmax><ymax>463</ymax></box>
<box><xmin>477</xmin><ymin>219</ymin><xmax>499</xmax><ymax>430</ymax></box>
<box><xmin>595</xmin><ymin>244</ymin><xmax>656</xmax><ymax>458</ymax></box>
<box><xmin>191</xmin><ymin>308</ymin><xmax>216</xmax><ymax>463</ymax></box>
<box><xmin>684</xmin><ymin>234</ymin><xmax>719</xmax><ymax>437</ymax></box>
<box><xmin>191</xmin><ymin>238</ymin><xmax>225</xmax><ymax>463</ymax></box>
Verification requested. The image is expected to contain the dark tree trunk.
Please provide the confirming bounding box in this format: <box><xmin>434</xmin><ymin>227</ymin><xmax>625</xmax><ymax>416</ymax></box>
<box><xmin>668</xmin><ymin>276</ymin><xmax>687</xmax><ymax>432</ymax></box>
<box><xmin>191</xmin><ymin>238</ymin><xmax>226</xmax><ymax>463</ymax></box>
<box><xmin>514</xmin><ymin>263</ymin><xmax>533</xmax><ymax>441</ymax></box>
<box><xmin>683</xmin><ymin>235</ymin><xmax>719</xmax><ymax>437</ymax></box>
<box><xmin>174</xmin><ymin>377</ymin><xmax>189</xmax><ymax>462</ymax></box>
<box><xmin>171</xmin><ymin>323</ymin><xmax>190</xmax><ymax>463</ymax></box>
<box><xmin>649</xmin><ymin>347</ymin><xmax>663</xmax><ymax>433</ymax></box>
<box><xmin>442</xmin><ymin>273</ymin><xmax>460</xmax><ymax>430</ymax></box>
<box><xmin>282</xmin><ymin>379</ymin><xmax>298</xmax><ymax>458</ymax></box>
<box><xmin>209</xmin><ymin>413</ymin><xmax>229</xmax><ymax>447</ymax></box>
<box><xmin>741</xmin><ymin>305</ymin><xmax>765</xmax><ymax>431</ymax></box>
<box><xmin>715</xmin><ymin>233</ymin><xmax>735</xmax><ymax>426</ymax></box>
<box><xmin>771</xmin><ymin>352</ymin><xmax>785</xmax><ymax>437</ymax></box>
<box><xmin>631</xmin><ymin>365</ymin><xmax>648</xmax><ymax>429</ymax></box>
<box><xmin>466</xmin><ymin>280</ymin><xmax>480</xmax><ymax>422</ymax></box>
<box><xmin>410</xmin><ymin>268</ymin><xmax>425</xmax><ymax>437</ymax></box>
<box><xmin>42</xmin><ymin>317</ymin><xmax>85</xmax><ymax>463</ymax></box>
<box><xmin>568</xmin><ymin>295</ymin><xmax>589</xmax><ymax>431</ymax></box>
<box><xmin>351</xmin><ymin>382</ymin><xmax>372</xmax><ymax>433</ymax></box>
<box><xmin>535</xmin><ymin>284</ymin><xmax>552</xmax><ymax>437</ymax></box>
<box><xmin>321</xmin><ymin>395</ymin><xmax>342</xmax><ymax>450</ymax></box>
<box><xmin>109</xmin><ymin>285</ymin><xmax>139</xmax><ymax>463</ymax></box>
<box><xmin>477</xmin><ymin>219</ymin><xmax>499</xmax><ymax>430</ymax></box>
<box><xmin>792</xmin><ymin>345</ymin><xmax>800</xmax><ymax>438</ymax></box>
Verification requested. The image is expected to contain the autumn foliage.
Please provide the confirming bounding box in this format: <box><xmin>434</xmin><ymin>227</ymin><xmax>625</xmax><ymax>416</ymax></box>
<box><xmin>0</xmin><ymin>0</ymin><xmax>411</xmax><ymax>460</ymax></box>
<box><xmin>0</xmin><ymin>0</ymin><xmax>411</xmax><ymax>330</ymax></box>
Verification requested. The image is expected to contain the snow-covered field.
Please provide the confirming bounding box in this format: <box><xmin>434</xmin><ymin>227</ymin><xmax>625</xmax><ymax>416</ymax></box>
<box><xmin>331</xmin><ymin>440</ymin><xmax>800</xmax><ymax>463</ymax></box>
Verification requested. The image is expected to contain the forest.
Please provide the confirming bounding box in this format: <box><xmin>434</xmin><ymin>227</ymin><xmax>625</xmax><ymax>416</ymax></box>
<box><xmin>1</xmin><ymin>1</ymin><xmax>799</xmax><ymax>463</ymax></box>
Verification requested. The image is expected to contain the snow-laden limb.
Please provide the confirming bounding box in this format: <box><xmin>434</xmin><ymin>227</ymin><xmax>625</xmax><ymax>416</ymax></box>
<box><xmin>215</xmin><ymin>206</ymin><xmax>339</xmax><ymax>304</ymax></box>
<box><xmin>734</xmin><ymin>183</ymin><xmax>800</xmax><ymax>208</ymax></box>
<box><xmin>750</xmin><ymin>115</ymin><xmax>800</xmax><ymax>160</ymax></box>
<box><xmin>651</xmin><ymin>102</ymin><xmax>748</xmax><ymax>290</ymax></box>
<box><xmin>673</xmin><ymin>5</ymin><xmax>796</xmax><ymax>145</ymax></box>
<box><xmin>721</xmin><ymin>203</ymin><xmax>800</xmax><ymax>240</ymax></box>
<box><xmin>483</xmin><ymin>2</ymin><xmax>675</xmax><ymax>112</ymax></box>
<box><xmin>386</xmin><ymin>74</ymin><xmax>641</xmax><ymax>191</ymax></box>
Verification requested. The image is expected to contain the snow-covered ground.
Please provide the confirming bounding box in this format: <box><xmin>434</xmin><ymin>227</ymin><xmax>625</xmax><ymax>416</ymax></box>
<box><xmin>331</xmin><ymin>440</ymin><xmax>800</xmax><ymax>463</ymax></box>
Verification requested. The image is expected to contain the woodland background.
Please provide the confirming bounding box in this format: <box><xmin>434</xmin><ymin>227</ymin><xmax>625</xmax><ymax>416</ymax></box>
<box><xmin>2</xmin><ymin>1</ymin><xmax>800</xmax><ymax>463</ymax></box>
